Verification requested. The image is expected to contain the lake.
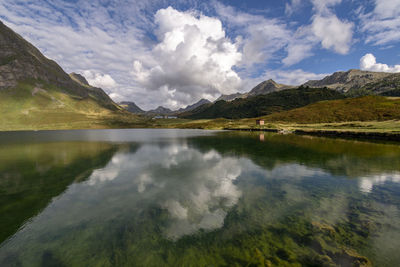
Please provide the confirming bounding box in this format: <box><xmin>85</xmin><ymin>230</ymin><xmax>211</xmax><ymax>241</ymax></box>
<box><xmin>1</xmin><ymin>129</ymin><xmax>400</xmax><ymax>266</ymax></box>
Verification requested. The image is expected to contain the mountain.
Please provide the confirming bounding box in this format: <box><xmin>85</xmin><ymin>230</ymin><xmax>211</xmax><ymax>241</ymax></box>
<box><xmin>181</xmin><ymin>86</ymin><xmax>345</xmax><ymax>119</ymax></box>
<box><xmin>0</xmin><ymin>21</ymin><xmax>118</xmax><ymax>109</ymax></box>
<box><xmin>216</xmin><ymin>93</ymin><xmax>246</xmax><ymax>102</ymax></box>
<box><xmin>303</xmin><ymin>69</ymin><xmax>394</xmax><ymax>94</ymax></box>
<box><xmin>216</xmin><ymin>79</ymin><xmax>293</xmax><ymax>102</ymax></box>
<box><xmin>359</xmin><ymin>73</ymin><xmax>400</xmax><ymax>95</ymax></box>
<box><xmin>146</xmin><ymin>106</ymin><xmax>173</xmax><ymax>115</ymax></box>
<box><xmin>0</xmin><ymin>21</ymin><xmax>141</xmax><ymax>130</ymax></box>
<box><xmin>263</xmin><ymin>96</ymin><xmax>400</xmax><ymax>123</ymax></box>
<box><xmin>247</xmin><ymin>79</ymin><xmax>294</xmax><ymax>96</ymax></box>
<box><xmin>178</xmin><ymin>99</ymin><xmax>211</xmax><ymax>113</ymax></box>
<box><xmin>119</xmin><ymin>101</ymin><xmax>145</xmax><ymax>113</ymax></box>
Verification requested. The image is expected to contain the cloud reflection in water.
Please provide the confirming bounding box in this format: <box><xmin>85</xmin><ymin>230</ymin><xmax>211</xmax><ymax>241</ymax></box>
<box><xmin>86</xmin><ymin>142</ymin><xmax>242</xmax><ymax>239</ymax></box>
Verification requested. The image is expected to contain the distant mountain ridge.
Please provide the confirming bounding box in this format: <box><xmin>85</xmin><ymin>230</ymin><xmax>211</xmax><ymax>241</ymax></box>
<box><xmin>136</xmin><ymin>69</ymin><xmax>400</xmax><ymax>118</ymax></box>
<box><xmin>248</xmin><ymin>79</ymin><xmax>294</xmax><ymax>96</ymax></box>
<box><xmin>303</xmin><ymin>69</ymin><xmax>396</xmax><ymax>94</ymax></box>
<box><xmin>119</xmin><ymin>98</ymin><xmax>212</xmax><ymax>115</ymax></box>
<box><xmin>216</xmin><ymin>79</ymin><xmax>293</xmax><ymax>102</ymax></box>
<box><xmin>181</xmin><ymin>87</ymin><xmax>345</xmax><ymax>119</ymax></box>
<box><xmin>177</xmin><ymin>99</ymin><xmax>211</xmax><ymax>113</ymax></box>
<box><xmin>119</xmin><ymin>101</ymin><xmax>145</xmax><ymax>113</ymax></box>
<box><xmin>146</xmin><ymin>106</ymin><xmax>173</xmax><ymax>115</ymax></box>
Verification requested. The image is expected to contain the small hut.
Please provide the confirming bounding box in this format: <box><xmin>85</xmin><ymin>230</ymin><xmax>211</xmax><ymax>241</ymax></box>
<box><xmin>256</xmin><ymin>119</ymin><xmax>265</xmax><ymax>126</ymax></box>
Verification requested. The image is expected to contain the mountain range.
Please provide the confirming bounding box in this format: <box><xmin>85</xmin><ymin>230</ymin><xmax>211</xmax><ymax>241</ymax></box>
<box><xmin>176</xmin><ymin>69</ymin><xmax>400</xmax><ymax>119</ymax></box>
<box><xmin>217</xmin><ymin>79</ymin><xmax>294</xmax><ymax>102</ymax></box>
<box><xmin>119</xmin><ymin>98</ymin><xmax>212</xmax><ymax>116</ymax></box>
<box><xmin>180</xmin><ymin>87</ymin><xmax>345</xmax><ymax>119</ymax></box>
<box><xmin>119</xmin><ymin>69</ymin><xmax>400</xmax><ymax>118</ymax></box>
<box><xmin>1</xmin><ymin>19</ymin><xmax>400</xmax><ymax>130</ymax></box>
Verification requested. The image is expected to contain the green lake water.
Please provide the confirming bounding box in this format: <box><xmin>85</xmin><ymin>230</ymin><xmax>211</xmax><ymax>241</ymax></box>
<box><xmin>1</xmin><ymin>129</ymin><xmax>400</xmax><ymax>266</ymax></box>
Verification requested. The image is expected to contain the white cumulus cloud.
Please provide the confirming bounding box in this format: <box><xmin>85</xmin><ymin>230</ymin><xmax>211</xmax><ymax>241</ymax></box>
<box><xmin>309</xmin><ymin>0</ymin><xmax>354</xmax><ymax>55</ymax></box>
<box><xmin>360</xmin><ymin>53</ymin><xmax>400</xmax><ymax>73</ymax></box>
<box><xmin>311</xmin><ymin>15</ymin><xmax>353</xmax><ymax>54</ymax></box>
<box><xmin>131</xmin><ymin>6</ymin><xmax>242</xmax><ymax>109</ymax></box>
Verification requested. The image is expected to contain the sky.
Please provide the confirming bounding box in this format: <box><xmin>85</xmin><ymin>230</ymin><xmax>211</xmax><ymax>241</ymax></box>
<box><xmin>1</xmin><ymin>0</ymin><xmax>400</xmax><ymax>110</ymax></box>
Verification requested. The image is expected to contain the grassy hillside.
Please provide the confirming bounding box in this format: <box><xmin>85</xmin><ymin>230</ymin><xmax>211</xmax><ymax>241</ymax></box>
<box><xmin>0</xmin><ymin>80</ymin><xmax>146</xmax><ymax>131</ymax></box>
<box><xmin>182</xmin><ymin>87</ymin><xmax>345</xmax><ymax>119</ymax></box>
<box><xmin>262</xmin><ymin>96</ymin><xmax>400</xmax><ymax>123</ymax></box>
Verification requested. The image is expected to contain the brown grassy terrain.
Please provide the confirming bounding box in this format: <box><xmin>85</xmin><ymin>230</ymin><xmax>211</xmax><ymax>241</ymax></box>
<box><xmin>262</xmin><ymin>96</ymin><xmax>400</xmax><ymax>123</ymax></box>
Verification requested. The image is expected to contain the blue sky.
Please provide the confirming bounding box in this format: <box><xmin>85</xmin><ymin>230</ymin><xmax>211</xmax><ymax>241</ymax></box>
<box><xmin>1</xmin><ymin>0</ymin><xmax>399</xmax><ymax>109</ymax></box>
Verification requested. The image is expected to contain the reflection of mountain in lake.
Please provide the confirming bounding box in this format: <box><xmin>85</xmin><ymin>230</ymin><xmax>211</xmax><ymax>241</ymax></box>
<box><xmin>188</xmin><ymin>131</ymin><xmax>400</xmax><ymax>178</ymax></box>
<box><xmin>0</xmin><ymin>142</ymin><xmax>118</xmax><ymax>243</ymax></box>
<box><xmin>1</xmin><ymin>130</ymin><xmax>400</xmax><ymax>266</ymax></box>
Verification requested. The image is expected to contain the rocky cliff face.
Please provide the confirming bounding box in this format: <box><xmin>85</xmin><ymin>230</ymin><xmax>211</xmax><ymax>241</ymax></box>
<box><xmin>303</xmin><ymin>69</ymin><xmax>393</xmax><ymax>93</ymax></box>
<box><xmin>0</xmin><ymin>21</ymin><xmax>118</xmax><ymax>110</ymax></box>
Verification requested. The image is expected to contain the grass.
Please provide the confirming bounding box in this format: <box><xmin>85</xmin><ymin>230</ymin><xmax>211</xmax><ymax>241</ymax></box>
<box><xmin>145</xmin><ymin>96</ymin><xmax>400</xmax><ymax>138</ymax></box>
<box><xmin>149</xmin><ymin>118</ymin><xmax>400</xmax><ymax>133</ymax></box>
<box><xmin>1</xmin><ymin>86</ymin><xmax>400</xmax><ymax>140</ymax></box>
<box><xmin>0</xmin><ymin>80</ymin><xmax>147</xmax><ymax>131</ymax></box>
<box><xmin>263</xmin><ymin>96</ymin><xmax>400</xmax><ymax>123</ymax></box>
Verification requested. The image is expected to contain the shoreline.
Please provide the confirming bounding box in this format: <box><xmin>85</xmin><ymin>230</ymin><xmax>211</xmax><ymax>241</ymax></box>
<box><xmin>225</xmin><ymin>128</ymin><xmax>400</xmax><ymax>142</ymax></box>
<box><xmin>1</xmin><ymin>125</ymin><xmax>400</xmax><ymax>142</ymax></box>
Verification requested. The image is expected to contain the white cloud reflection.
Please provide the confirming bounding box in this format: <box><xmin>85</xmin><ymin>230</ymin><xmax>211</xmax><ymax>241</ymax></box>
<box><xmin>359</xmin><ymin>173</ymin><xmax>400</xmax><ymax>193</ymax></box>
<box><xmin>85</xmin><ymin>143</ymin><xmax>242</xmax><ymax>239</ymax></box>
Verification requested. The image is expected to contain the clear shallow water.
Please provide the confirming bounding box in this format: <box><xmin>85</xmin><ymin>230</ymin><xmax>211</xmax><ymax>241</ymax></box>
<box><xmin>1</xmin><ymin>129</ymin><xmax>400</xmax><ymax>266</ymax></box>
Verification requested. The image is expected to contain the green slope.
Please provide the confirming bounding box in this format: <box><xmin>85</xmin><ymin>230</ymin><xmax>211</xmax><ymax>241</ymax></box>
<box><xmin>0</xmin><ymin>79</ymin><xmax>144</xmax><ymax>131</ymax></box>
<box><xmin>263</xmin><ymin>96</ymin><xmax>400</xmax><ymax>123</ymax></box>
<box><xmin>181</xmin><ymin>87</ymin><xmax>345</xmax><ymax>119</ymax></box>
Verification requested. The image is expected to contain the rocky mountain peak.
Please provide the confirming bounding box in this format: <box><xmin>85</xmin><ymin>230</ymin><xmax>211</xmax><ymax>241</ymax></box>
<box><xmin>248</xmin><ymin>79</ymin><xmax>293</xmax><ymax>96</ymax></box>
